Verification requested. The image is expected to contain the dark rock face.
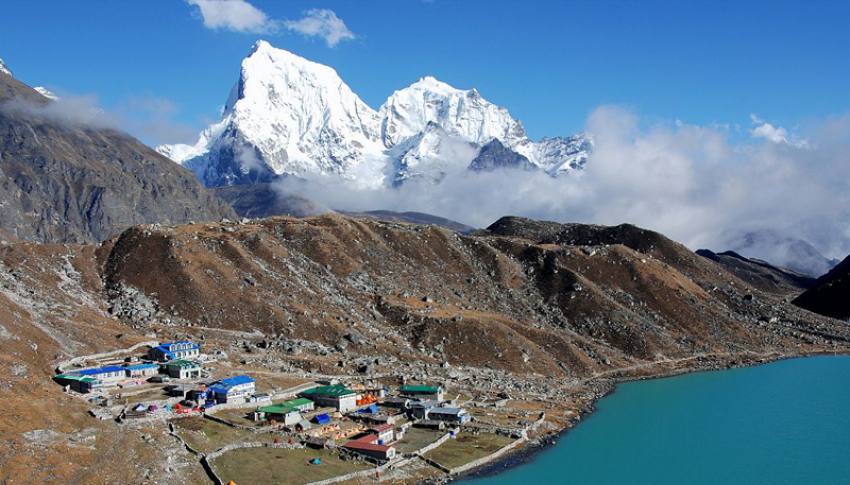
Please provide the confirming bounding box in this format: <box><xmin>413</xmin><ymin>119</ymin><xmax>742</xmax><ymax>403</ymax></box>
<box><xmin>0</xmin><ymin>71</ymin><xmax>235</xmax><ymax>243</ymax></box>
<box><xmin>696</xmin><ymin>249</ymin><xmax>816</xmax><ymax>296</ymax></box>
<box><xmin>183</xmin><ymin>127</ymin><xmax>277</xmax><ymax>187</ymax></box>
<box><xmin>213</xmin><ymin>182</ymin><xmax>323</xmax><ymax>218</ymax></box>
<box><xmin>793</xmin><ymin>255</ymin><xmax>850</xmax><ymax>320</ymax></box>
<box><xmin>468</xmin><ymin>139</ymin><xmax>536</xmax><ymax>172</ymax></box>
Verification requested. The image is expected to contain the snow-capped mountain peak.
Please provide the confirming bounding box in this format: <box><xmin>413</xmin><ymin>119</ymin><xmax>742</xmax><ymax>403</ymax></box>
<box><xmin>0</xmin><ymin>58</ymin><xmax>11</xmax><ymax>76</ymax></box>
<box><xmin>159</xmin><ymin>40</ymin><xmax>384</xmax><ymax>186</ymax></box>
<box><xmin>379</xmin><ymin>75</ymin><xmax>527</xmax><ymax>150</ymax></box>
<box><xmin>159</xmin><ymin>40</ymin><xmax>591</xmax><ymax>188</ymax></box>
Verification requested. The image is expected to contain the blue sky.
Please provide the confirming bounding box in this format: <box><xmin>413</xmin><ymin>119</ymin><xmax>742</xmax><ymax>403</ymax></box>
<box><xmin>2</xmin><ymin>0</ymin><xmax>849</xmax><ymax>145</ymax></box>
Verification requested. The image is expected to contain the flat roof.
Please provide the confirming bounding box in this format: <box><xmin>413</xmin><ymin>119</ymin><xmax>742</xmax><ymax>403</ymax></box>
<box><xmin>125</xmin><ymin>363</ymin><xmax>160</xmax><ymax>371</ymax></box>
<box><xmin>78</xmin><ymin>365</ymin><xmax>124</xmax><ymax>376</ymax></box>
<box><xmin>258</xmin><ymin>404</ymin><xmax>299</xmax><ymax>415</ymax></box>
<box><xmin>399</xmin><ymin>385</ymin><xmax>442</xmax><ymax>393</ymax></box>
<box><xmin>299</xmin><ymin>384</ymin><xmax>356</xmax><ymax>398</ymax></box>
<box><xmin>165</xmin><ymin>359</ymin><xmax>200</xmax><ymax>368</ymax></box>
<box><xmin>212</xmin><ymin>375</ymin><xmax>255</xmax><ymax>388</ymax></box>
<box><xmin>428</xmin><ymin>407</ymin><xmax>466</xmax><ymax>415</ymax></box>
<box><xmin>54</xmin><ymin>374</ymin><xmax>98</xmax><ymax>383</ymax></box>
<box><xmin>343</xmin><ymin>440</ymin><xmax>393</xmax><ymax>453</ymax></box>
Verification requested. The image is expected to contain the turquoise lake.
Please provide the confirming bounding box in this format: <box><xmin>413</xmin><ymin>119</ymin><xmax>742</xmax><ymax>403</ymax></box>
<box><xmin>463</xmin><ymin>355</ymin><xmax>850</xmax><ymax>485</ymax></box>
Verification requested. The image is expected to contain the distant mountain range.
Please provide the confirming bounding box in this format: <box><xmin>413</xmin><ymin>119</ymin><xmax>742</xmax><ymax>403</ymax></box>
<box><xmin>722</xmin><ymin>229</ymin><xmax>840</xmax><ymax>278</ymax></box>
<box><xmin>158</xmin><ymin>40</ymin><xmax>592</xmax><ymax>188</ymax></box>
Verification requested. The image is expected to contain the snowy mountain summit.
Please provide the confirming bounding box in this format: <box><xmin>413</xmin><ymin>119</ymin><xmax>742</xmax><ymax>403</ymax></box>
<box><xmin>0</xmin><ymin>58</ymin><xmax>12</xmax><ymax>76</ymax></box>
<box><xmin>160</xmin><ymin>40</ymin><xmax>592</xmax><ymax>188</ymax></box>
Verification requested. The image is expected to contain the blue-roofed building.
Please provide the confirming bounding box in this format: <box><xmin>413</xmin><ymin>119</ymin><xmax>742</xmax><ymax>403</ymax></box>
<box><xmin>76</xmin><ymin>365</ymin><xmax>126</xmax><ymax>383</ymax></box>
<box><xmin>147</xmin><ymin>341</ymin><xmax>200</xmax><ymax>362</ymax></box>
<box><xmin>124</xmin><ymin>363</ymin><xmax>160</xmax><ymax>378</ymax></box>
<box><xmin>206</xmin><ymin>375</ymin><xmax>255</xmax><ymax>404</ymax></box>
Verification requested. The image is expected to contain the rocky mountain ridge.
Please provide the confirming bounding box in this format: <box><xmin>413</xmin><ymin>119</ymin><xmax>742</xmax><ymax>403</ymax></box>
<box><xmin>0</xmin><ymin>63</ymin><xmax>235</xmax><ymax>243</ymax></box>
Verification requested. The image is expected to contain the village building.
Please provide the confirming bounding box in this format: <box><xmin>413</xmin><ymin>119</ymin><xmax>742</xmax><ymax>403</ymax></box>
<box><xmin>407</xmin><ymin>399</ymin><xmax>441</xmax><ymax>419</ymax></box>
<box><xmin>299</xmin><ymin>384</ymin><xmax>360</xmax><ymax>412</ymax></box>
<box><xmin>382</xmin><ymin>397</ymin><xmax>410</xmax><ymax>409</ymax></box>
<box><xmin>76</xmin><ymin>365</ymin><xmax>126</xmax><ymax>384</ymax></box>
<box><xmin>254</xmin><ymin>398</ymin><xmax>315</xmax><ymax>425</ymax></box>
<box><xmin>124</xmin><ymin>363</ymin><xmax>160</xmax><ymax>379</ymax></box>
<box><xmin>342</xmin><ymin>432</ymin><xmax>397</xmax><ymax>461</ymax></box>
<box><xmin>54</xmin><ymin>374</ymin><xmax>101</xmax><ymax>393</ymax></box>
<box><xmin>426</xmin><ymin>407</ymin><xmax>471</xmax><ymax>424</ymax></box>
<box><xmin>148</xmin><ymin>341</ymin><xmax>200</xmax><ymax>362</ymax></box>
<box><xmin>399</xmin><ymin>384</ymin><xmax>444</xmax><ymax>401</ymax></box>
<box><xmin>370</xmin><ymin>424</ymin><xmax>395</xmax><ymax>444</ymax></box>
<box><xmin>164</xmin><ymin>359</ymin><xmax>202</xmax><ymax>380</ymax></box>
<box><xmin>207</xmin><ymin>375</ymin><xmax>255</xmax><ymax>404</ymax></box>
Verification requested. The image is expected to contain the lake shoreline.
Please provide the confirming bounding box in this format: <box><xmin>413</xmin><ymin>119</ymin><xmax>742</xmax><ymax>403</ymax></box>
<box><xmin>439</xmin><ymin>348</ymin><xmax>849</xmax><ymax>484</ymax></box>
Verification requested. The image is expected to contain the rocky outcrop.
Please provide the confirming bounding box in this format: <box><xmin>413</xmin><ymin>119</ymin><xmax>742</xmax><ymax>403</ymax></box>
<box><xmin>793</xmin><ymin>254</ymin><xmax>850</xmax><ymax>320</ymax></box>
<box><xmin>468</xmin><ymin>139</ymin><xmax>536</xmax><ymax>172</ymax></box>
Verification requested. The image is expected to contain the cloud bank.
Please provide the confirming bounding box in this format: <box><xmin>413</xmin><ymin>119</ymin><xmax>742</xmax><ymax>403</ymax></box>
<box><xmin>187</xmin><ymin>0</ymin><xmax>355</xmax><ymax>47</ymax></box>
<box><xmin>277</xmin><ymin>106</ymin><xmax>850</xmax><ymax>267</ymax></box>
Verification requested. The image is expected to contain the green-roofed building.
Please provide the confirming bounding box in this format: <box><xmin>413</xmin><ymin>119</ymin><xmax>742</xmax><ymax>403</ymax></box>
<box><xmin>399</xmin><ymin>384</ymin><xmax>444</xmax><ymax>401</ymax></box>
<box><xmin>299</xmin><ymin>384</ymin><xmax>359</xmax><ymax>412</ymax></box>
<box><xmin>164</xmin><ymin>359</ymin><xmax>202</xmax><ymax>379</ymax></box>
<box><xmin>254</xmin><ymin>397</ymin><xmax>316</xmax><ymax>425</ymax></box>
<box><xmin>54</xmin><ymin>374</ymin><xmax>101</xmax><ymax>393</ymax></box>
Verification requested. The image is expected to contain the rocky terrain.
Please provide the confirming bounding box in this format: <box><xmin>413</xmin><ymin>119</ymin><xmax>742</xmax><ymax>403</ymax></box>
<box><xmin>0</xmin><ymin>66</ymin><xmax>234</xmax><ymax>244</ymax></box>
<box><xmin>1</xmin><ymin>213</ymin><xmax>848</xmax><ymax>483</ymax></box>
<box><xmin>793</xmin><ymin>254</ymin><xmax>850</xmax><ymax>320</ymax></box>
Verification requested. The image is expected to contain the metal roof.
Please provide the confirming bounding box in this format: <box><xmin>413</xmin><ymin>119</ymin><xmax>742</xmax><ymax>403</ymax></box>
<box><xmin>399</xmin><ymin>385</ymin><xmax>442</xmax><ymax>393</ymax></box>
<box><xmin>78</xmin><ymin>365</ymin><xmax>124</xmax><ymax>376</ymax></box>
<box><xmin>299</xmin><ymin>384</ymin><xmax>356</xmax><ymax>398</ymax></box>
<box><xmin>54</xmin><ymin>374</ymin><xmax>98</xmax><ymax>383</ymax></box>
<box><xmin>125</xmin><ymin>363</ymin><xmax>160</xmax><ymax>371</ymax></box>
<box><xmin>165</xmin><ymin>359</ymin><xmax>200</xmax><ymax>368</ymax></box>
<box><xmin>343</xmin><ymin>440</ymin><xmax>393</xmax><ymax>453</ymax></box>
<box><xmin>214</xmin><ymin>375</ymin><xmax>255</xmax><ymax>388</ymax></box>
<box><xmin>257</xmin><ymin>403</ymin><xmax>300</xmax><ymax>415</ymax></box>
<box><xmin>428</xmin><ymin>407</ymin><xmax>466</xmax><ymax>415</ymax></box>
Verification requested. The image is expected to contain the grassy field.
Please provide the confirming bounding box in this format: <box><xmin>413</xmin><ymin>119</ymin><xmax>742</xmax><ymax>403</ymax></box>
<box><xmin>210</xmin><ymin>407</ymin><xmax>256</xmax><ymax>425</ymax></box>
<box><xmin>393</xmin><ymin>427</ymin><xmax>444</xmax><ymax>454</ymax></box>
<box><xmin>425</xmin><ymin>432</ymin><xmax>515</xmax><ymax>469</ymax></box>
<box><xmin>173</xmin><ymin>417</ymin><xmax>276</xmax><ymax>454</ymax></box>
<box><xmin>212</xmin><ymin>447</ymin><xmax>372</xmax><ymax>485</ymax></box>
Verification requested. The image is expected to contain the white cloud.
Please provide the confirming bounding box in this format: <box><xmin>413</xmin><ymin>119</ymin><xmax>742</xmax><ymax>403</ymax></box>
<box><xmin>284</xmin><ymin>9</ymin><xmax>355</xmax><ymax>47</ymax></box>
<box><xmin>750</xmin><ymin>113</ymin><xmax>809</xmax><ymax>148</ymax></box>
<box><xmin>187</xmin><ymin>0</ymin><xmax>277</xmax><ymax>34</ymax></box>
<box><xmin>186</xmin><ymin>2</ymin><xmax>355</xmax><ymax>47</ymax></box>
<box><xmin>1</xmin><ymin>92</ymin><xmax>198</xmax><ymax>146</ymax></box>
<box><xmin>275</xmin><ymin>107</ymin><xmax>850</xmax><ymax>270</ymax></box>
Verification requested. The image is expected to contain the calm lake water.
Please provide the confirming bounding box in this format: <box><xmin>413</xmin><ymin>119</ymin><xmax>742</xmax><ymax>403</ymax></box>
<box><xmin>464</xmin><ymin>355</ymin><xmax>850</xmax><ymax>485</ymax></box>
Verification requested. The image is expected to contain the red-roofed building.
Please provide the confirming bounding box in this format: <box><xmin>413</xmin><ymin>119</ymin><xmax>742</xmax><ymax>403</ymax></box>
<box><xmin>343</xmin><ymin>432</ymin><xmax>397</xmax><ymax>460</ymax></box>
<box><xmin>369</xmin><ymin>424</ymin><xmax>395</xmax><ymax>443</ymax></box>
